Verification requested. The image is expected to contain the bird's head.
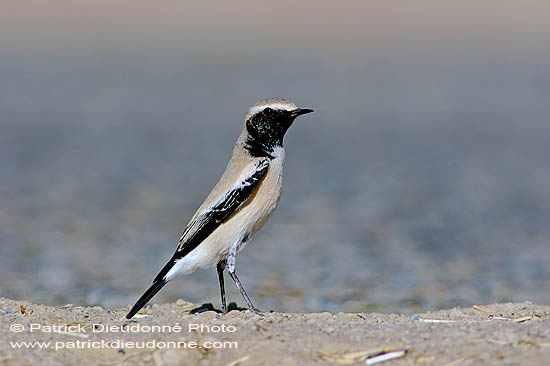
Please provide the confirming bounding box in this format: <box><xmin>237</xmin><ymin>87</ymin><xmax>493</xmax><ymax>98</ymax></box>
<box><xmin>244</xmin><ymin>99</ymin><xmax>313</xmax><ymax>156</ymax></box>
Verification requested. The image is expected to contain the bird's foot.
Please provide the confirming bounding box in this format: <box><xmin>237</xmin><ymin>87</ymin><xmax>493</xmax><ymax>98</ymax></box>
<box><xmin>247</xmin><ymin>306</ymin><xmax>264</xmax><ymax>316</ymax></box>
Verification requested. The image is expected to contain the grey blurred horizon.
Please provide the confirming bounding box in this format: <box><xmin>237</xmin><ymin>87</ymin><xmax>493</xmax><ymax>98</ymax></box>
<box><xmin>1</xmin><ymin>1</ymin><xmax>549</xmax><ymax>313</ymax></box>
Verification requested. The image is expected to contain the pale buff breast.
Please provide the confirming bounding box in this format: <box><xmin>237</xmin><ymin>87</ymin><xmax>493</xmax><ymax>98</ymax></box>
<box><xmin>208</xmin><ymin>146</ymin><xmax>284</xmax><ymax>256</ymax></box>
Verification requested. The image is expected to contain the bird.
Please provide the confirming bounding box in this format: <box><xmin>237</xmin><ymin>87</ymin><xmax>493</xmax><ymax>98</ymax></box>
<box><xmin>126</xmin><ymin>98</ymin><xmax>313</xmax><ymax>319</ymax></box>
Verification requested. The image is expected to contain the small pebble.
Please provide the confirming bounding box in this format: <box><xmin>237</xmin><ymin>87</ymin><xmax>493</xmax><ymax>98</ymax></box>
<box><xmin>0</xmin><ymin>307</ymin><xmax>13</xmax><ymax>314</ymax></box>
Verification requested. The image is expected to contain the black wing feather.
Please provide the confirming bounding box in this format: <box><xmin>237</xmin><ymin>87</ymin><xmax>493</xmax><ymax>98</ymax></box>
<box><xmin>152</xmin><ymin>158</ymin><xmax>269</xmax><ymax>282</ymax></box>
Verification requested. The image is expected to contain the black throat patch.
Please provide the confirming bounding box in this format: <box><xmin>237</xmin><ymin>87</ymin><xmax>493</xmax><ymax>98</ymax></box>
<box><xmin>244</xmin><ymin>135</ymin><xmax>275</xmax><ymax>159</ymax></box>
<box><xmin>244</xmin><ymin>108</ymin><xmax>294</xmax><ymax>158</ymax></box>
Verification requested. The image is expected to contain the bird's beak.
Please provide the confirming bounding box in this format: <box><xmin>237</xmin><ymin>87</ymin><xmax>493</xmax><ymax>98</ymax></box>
<box><xmin>290</xmin><ymin>108</ymin><xmax>314</xmax><ymax>117</ymax></box>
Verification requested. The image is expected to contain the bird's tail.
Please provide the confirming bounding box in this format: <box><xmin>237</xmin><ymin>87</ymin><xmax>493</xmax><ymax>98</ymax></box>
<box><xmin>126</xmin><ymin>256</ymin><xmax>180</xmax><ymax>319</ymax></box>
<box><xmin>126</xmin><ymin>280</ymin><xmax>168</xmax><ymax>319</ymax></box>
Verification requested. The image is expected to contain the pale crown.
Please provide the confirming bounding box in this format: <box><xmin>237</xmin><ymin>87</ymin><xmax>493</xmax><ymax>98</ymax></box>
<box><xmin>246</xmin><ymin>98</ymin><xmax>298</xmax><ymax>121</ymax></box>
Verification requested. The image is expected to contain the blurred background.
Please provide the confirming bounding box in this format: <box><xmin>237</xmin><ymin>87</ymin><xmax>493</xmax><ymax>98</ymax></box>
<box><xmin>1</xmin><ymin>1</ymin><xmax>549</xmax><ymax>314</ymax></box>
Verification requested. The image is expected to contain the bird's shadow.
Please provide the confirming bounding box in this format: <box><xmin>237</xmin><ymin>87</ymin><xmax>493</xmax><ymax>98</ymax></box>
<box><xmin>189</xmin><ymin>302</ymin><xmax>247</xmax><ymax>314</ymax></box>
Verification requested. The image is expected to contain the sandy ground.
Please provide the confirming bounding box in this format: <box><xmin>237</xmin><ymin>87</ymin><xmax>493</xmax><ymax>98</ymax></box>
<box><xmin>1</xmin><ymin>298</ymin><xmax>549</xmax><ymax>365</ymax></box>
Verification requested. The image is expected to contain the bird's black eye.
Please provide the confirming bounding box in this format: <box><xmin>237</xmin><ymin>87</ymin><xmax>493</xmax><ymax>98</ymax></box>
<box><xmin>263</xmin><ymin>107</ymin><xmax>273</xmax><ymax>115</ymax></box>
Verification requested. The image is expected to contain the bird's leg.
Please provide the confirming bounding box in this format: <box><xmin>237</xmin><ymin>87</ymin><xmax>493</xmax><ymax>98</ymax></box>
<box><xmin>228</xmin><ymin>270</ymin><xmax>262</xmax><ymax>315</ymax></box>
<box><xmin>217</xmin><ymin>260</ymin><xmax>227</xmax><ymax>314</ymax></box>
<box><xmin>226</xmin><ymin>253</ymin><xmax>262</xmax><ymax>315</ymax></box>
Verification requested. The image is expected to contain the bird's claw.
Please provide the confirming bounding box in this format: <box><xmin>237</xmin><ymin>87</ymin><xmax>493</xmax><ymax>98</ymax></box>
<box><xmin>248</xmin><ymin>307</ymin><xmax>264</xmax><ymax>316</ymax></box>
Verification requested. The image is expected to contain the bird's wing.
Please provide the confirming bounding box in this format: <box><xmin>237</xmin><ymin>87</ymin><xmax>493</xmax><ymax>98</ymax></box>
<box><xmin>152</xmin><ymin>158</ymin><xmax>270</xmax><ymax>282</ymax></box>
<box><xmin>126</xmin><ymin>157</ymin><xmax>270</xmax><ymax>319</ymax></box>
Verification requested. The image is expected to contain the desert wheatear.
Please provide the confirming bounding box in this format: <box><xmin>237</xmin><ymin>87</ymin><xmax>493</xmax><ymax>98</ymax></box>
<box><xmin>126</xmin><ymin>98</ymin><xmax>313</xmax><ymax>318</ymax></box>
